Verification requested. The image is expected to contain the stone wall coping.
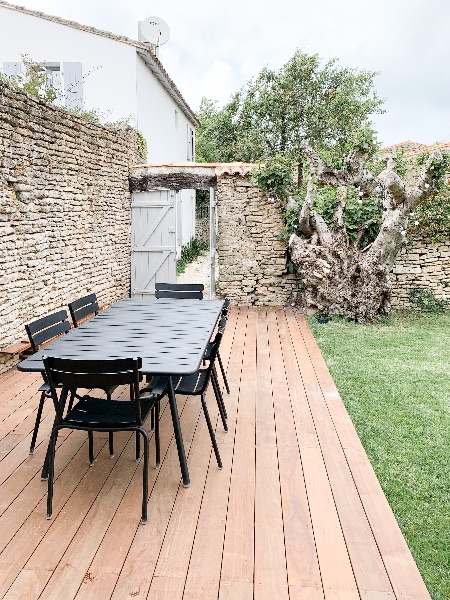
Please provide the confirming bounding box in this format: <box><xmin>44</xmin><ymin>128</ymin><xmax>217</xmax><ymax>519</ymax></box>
<box><xmin>130</xmin><ymin>162</ymin><xmax>259</xmax><ymax>177</ymax></box>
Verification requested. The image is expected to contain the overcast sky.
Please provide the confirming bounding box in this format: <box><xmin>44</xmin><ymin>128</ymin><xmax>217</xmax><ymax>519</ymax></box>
<box><xmin>5</xmin><ymin>0</ymin><xmax>450</xmax><ymax>147</ymax></box>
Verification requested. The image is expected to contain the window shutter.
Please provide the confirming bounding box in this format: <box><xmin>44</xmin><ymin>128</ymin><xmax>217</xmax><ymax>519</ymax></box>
<box><xmin>2</xmin><ymin>62</ymin><xmax>22</xmax><ymax>78</ymax></box>
<box><xmin>187</xmin><ymin>125</ymin><xmax>195</xmax><ymax>161</ymax></box>
<box><xmin>62</xmin><ymin>62</ymin><xmax>83</xmax><ymax>110</ymax></box>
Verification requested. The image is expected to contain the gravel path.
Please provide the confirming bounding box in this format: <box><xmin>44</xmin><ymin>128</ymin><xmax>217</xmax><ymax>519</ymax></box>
<box><xmin>176</xmin><ymin>250</ymin><xmax>217</xmax><ymax>299</ymax></box>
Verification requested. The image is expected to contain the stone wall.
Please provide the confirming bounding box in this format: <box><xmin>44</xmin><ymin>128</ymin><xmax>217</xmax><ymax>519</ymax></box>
<box><xmin>217</xmin><ymin>175</ymin><xmax>300</xmax><ymax>305</ymax></box>
<box><xmin>215</xmin><ymin>173</ymin><xmax>450</xmax><ymax>310</ymax></box>
<box><xmin>195</xmin><ymin>216</ymin><xmax>209</xmax><ymax>244</ymax></box>
<box><xmin>0</xmin><ymin>82</ymin><xmax>140</xmax><ymax>373</ymax></box>
<box><xmin>391</xmin><ymin>239</ymin><xmax>450</xmax><ymax>307</ymax></box>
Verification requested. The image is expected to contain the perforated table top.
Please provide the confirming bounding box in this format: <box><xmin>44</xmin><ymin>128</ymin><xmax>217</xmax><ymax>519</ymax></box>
<box><xmin>18</xmin><ymin>298</ymin><xmax>224</xmax><ymax>376</ymax></box>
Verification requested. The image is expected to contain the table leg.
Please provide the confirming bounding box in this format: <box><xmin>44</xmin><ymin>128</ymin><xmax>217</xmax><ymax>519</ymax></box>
<box><xmin>167</xmin><ymin>376</ymin><xmax>190</xmax><ymax>487</ymax></box>
<box><xmin>41</xmin><ymin>385</ymin><xmax>69</xmax><ymax>480</ymax></box>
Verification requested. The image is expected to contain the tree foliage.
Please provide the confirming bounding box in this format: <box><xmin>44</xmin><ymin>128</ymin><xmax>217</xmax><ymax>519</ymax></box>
<box><xmin>196</xmin><ymin>50</ymin><xmax>384</xmax><ymax>167</ymax></box>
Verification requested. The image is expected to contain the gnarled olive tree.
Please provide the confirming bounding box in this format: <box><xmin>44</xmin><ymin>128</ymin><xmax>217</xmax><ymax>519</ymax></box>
<box><xmin>288</xmin><ymin>141</ymin><xmax>448</xmax><ymax>321</ymax></box>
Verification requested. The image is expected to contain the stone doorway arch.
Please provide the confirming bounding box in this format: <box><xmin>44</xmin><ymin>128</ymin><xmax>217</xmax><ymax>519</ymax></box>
<box><xmin>129</xmin><ymin>163</ymin><xmax>300</xmax><ymax>304</ymax></box>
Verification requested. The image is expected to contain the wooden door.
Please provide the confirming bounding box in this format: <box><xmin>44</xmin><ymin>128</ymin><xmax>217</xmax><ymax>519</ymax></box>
<box><xmin>131</xmin><ymin>189</ymin><xmax>176</xmax><ymax>297</ymax></box>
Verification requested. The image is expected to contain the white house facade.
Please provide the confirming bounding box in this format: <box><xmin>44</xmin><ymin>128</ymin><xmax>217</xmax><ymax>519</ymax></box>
<box><xmin>0</xmin><ymin>1</ymin><xmax>199</xmax><ymax>252</ymax></box>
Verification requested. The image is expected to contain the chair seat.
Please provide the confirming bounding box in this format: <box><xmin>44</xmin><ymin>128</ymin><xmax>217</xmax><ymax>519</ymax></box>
<box><xmin>173</xmin><ymin>370</ymin><xmax>208</xmax><ymax>396</ymax></box>
<box><xmin>65</xmin><ymin>396</ymin><xmax>155</xmax><ymax>428</ymax></box>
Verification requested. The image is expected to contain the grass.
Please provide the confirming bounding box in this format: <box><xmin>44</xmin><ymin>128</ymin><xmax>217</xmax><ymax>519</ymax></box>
<box><xmin>308</xmin><ymin>310</ymin><xmax>450</xmax><ymax>600</ymax></box>
<box><xmin>176</xmin><ymin>238</ymin><xmax>209</xmax><ymax>275</ymax></box>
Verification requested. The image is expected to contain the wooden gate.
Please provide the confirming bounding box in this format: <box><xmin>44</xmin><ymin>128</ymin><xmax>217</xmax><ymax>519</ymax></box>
<box><xmin>131</xmin><ymin>189</ymin><xmax>176</xmax><ymax>297</ymax></box>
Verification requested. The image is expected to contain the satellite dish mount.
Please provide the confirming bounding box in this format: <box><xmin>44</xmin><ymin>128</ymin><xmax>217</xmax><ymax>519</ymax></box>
<box><xmin>138</xmin><ymin>16</ymin><xmax>170</xmax><ymax>57</ymax></box>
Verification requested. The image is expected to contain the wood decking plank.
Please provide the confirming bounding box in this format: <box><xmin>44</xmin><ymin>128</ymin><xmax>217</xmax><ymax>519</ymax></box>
<box><xmin>219</xmin><ymin>580</ymin><xmax>253</xmax><ymax>600</ymax></box>
<box><xmin>71</xmin><ymin>396</ymin><xmax>190</xmax><ymax>600</ymax></box>
<box><xmin>219</xmin><ymin>308</ymin><xmax>256</xmax><ymax>595</ymax></box>
<box><xmin>109</xmin><ymin>393</ymin><xmax>206</xmax><ymax>598</ymax></box>
<box><xmin>297</xmin><ymin>314</ymin><xmax>430</xmax><ymax>599</ymax></box>
<box><xmin>27</xmin><ymin>437</ymin><xmax>150</xmax><ymax>600</ymax></box>
<box><xmin>284</xmin><ymin>311</ymin><xmax>360</xmax><ymax>598</ymax></box>
<box><xmin>271</xmin><ymin>309</ymin><xmax>324</xmax><ymax>594</ymax></box>
<box><xmin>345</xmin><ymin>447</ymin><xmax>431</xmax><ymax>600</ymax></box>
<box><xmin>254</xmin><ymin>309</ymin><xmax>289</xmax><ymax>600</ymax></box>
<box><xmin>180</xmin><ymin>309</ymin><xmax>245</xmax><ymax>600</ymax></box>
<box><xmin>0</xmin><ymin>308</ymin><xmax>432</xmax><ymax>599</ymax></box>
<box><xmin>150</xmin><ymin>394</ymin><xmax>222</xmax><ymax>585</ymax></box>
<box><xmin>0</xmin><ymin>433</ymin><xmax>119</xmax><ymax>597</ymax></box>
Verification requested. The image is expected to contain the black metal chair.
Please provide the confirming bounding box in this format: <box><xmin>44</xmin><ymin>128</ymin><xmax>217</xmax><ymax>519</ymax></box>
<box><xmin>204</xmin><ymin>298</ymin><xmax>231</xmax><ymax>396</ymax></box>
<box><xmin>147</xmin><ymin>316</ymin><xmax>228</xmax><ymax>471</ymax></box>
<box><xmin>154</xmin><ymin>283</ymin><xmax>231</xmax><ymax>419</ymax></box>
<box><xmin>155</xmin><ymin>282</ymin><xmax>204</xmax><ymax>300</ymax></box>
<box><xmin>68</xmin><ymin>293</ymin><xmax>99</xmax><ymax>328</ymax></box>
<box><xmin>69</xmin><ymin>293</ymin><xmax>118</xmax><ymax>452</ymax></box>
<box><xmin>42</xmin><ymin>356</ymin><xmax>168</xmax><ymax>524</ymax></box>
<box><xmin>25</xmin><ymin>310</ymin><xmax>72</xmax><ymax>454</ymax></box>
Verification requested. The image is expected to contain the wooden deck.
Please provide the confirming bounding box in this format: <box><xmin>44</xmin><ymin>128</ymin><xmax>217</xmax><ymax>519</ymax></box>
<box><xmin>0</xmin><ymin>307</ymin><xmax>430</xmax><ymax>599</ymax></box>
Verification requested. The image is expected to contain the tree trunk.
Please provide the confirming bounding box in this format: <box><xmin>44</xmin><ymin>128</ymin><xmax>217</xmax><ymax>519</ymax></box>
<box><xmin>288</xmin><ymin>143</ymin><xmax>444</xmax><ymax>321</ymax></box>
<box><xmin>289</xmin><ymin>232</ymin><xmax>391</xmax><ymax>321</ymax></box>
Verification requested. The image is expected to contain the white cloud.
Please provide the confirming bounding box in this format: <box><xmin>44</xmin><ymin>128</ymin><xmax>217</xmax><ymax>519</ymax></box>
<box><xmin>5</xmin><ymin>0</ymin><xmax>450</xmax><ymax>146</ymax></box>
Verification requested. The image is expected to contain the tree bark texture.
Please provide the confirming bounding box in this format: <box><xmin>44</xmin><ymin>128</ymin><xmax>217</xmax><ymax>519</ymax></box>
<box><xmin>290</xmin><ymin>143</ymin><xmax>444</xmax><ymax>321</ymax></box>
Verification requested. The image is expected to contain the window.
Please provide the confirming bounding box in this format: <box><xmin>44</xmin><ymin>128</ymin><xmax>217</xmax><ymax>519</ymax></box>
<box><xmin>187</xmin><ymin>125</ymin><xmax>195</xmax><ymax>161</ymax></box>
<box><xmin>2</xmin><ymin>61</ymin><xmax>83</xmax><ymax>111</ymax></box>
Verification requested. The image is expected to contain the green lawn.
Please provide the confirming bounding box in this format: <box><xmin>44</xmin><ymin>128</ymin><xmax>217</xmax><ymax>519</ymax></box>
<box><xmin>308</xmin><ymin>311</ymin><xmax>450</xmax><ymax>600</ymax></box>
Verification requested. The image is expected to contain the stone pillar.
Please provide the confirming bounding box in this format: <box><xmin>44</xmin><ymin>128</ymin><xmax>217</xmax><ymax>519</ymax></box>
<box><xmin>217</xmin><ymin>175</ymin><xmax>300</xmax><ymax>305</ymax></box>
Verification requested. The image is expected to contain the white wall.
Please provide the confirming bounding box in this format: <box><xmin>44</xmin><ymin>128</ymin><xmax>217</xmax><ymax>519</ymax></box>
<box><xmin>135</xmin><ymin>54</ymin><xmax>195</xmax><ymax>163</ymax></box>
<box><xmin>0</xmin><ymin>7</ymin><xmax>137</xmax><ymax>123</ymax></box>
<box><xmin>135</xmin><ymin>55</ymin><xmax>196</xmax><ymax>252</ymax></box>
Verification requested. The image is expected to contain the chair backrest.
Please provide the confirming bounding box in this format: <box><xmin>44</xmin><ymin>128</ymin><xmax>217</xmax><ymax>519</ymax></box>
<box><xmin>209</xmin><ymin>315</ymin><xmax>227</xmax><ymax>356</ymax></box>
<box><xmin>43</xmin><ymin>356</ymin><xmax>143</xmax><ymax>423</ymax></box>
<box><xmin>199</xmin><ymin>315</ymin><xmax>227</xmax><ymax>391</ymax></box>
<box><xmin>25</xmin><ymin>310</ymin><xmax>71</xmax><ymax>353</ymax></box>
<box><xmin>155</xmin><ymin>282</ymin><xmax>204</xmax><ymax>300</ymax></box>
<box><xmin>68</xmin><ymin>293</ymin><xmax>99</xmax><ymax>327</ymax></box>
<box><xmin>221</xmin><ymin>298</ymin><xmax>230</xmax><ymax>318</ymax></box>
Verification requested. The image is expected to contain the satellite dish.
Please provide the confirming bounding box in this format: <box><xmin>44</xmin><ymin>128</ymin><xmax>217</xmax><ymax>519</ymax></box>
<box><xmin>139</xmin><ymin>16</ymin><xmax>170</xmax><ymax>46</ymax></box>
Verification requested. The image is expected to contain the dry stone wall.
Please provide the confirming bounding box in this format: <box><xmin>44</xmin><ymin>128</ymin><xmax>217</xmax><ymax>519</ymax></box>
<box><xmin>0</xmin><ymin>82</ymin><xmax>140</xmax><ymax>373</ymax></box>
<box><xmin>390</xmin><ymin>239</ymin><xmax>450</xmax><ymax>307</ymax></box>
<box><xmin>195</xmin><ymin>216</ymin><xmax>209</xmax><ymax>244</ymax></box>
<box><xmin>217</xmin><ymin>175</ymin><xmax>300</xmax><ymax>305</ymax></box>
<box><xmin>215</xmin><ymin>174</ymin><xmax>450</xmax><ymax>310</ymax></box>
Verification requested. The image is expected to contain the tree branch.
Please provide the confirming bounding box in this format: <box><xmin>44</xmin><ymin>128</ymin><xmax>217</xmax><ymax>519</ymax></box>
<box><xmin>376</xmin><ymin>157</ymin><xmax>406</xmax><ymax>206</ymax></box>
<box><xmin>406</xmin><ymin>149</ymin><xmax>443</xmax><ymax>210</ymax></box>
<box><xmin>298</xmin><ymin>180</ymin><xmax>316</xmax><ymax>236</ymax></box>
<box><xmin>333</xmin><ymin>186</ymin><xmax>347</xmax><ymax>228</ymax></box>
<box><xmin>298</xmin><ymin>179</ymin><xmax>332</xmax><ymax>245</ymax></box>
<box><xmin>300</xmin><ymin>139</ymin><xmax>377</xmax><ymax>191</ymax></box>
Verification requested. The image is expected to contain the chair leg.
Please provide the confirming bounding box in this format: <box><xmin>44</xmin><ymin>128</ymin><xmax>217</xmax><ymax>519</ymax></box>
<box><xmin>109</xmin><ymin>432</ymin><xmax>114</xmax><ymax>458</ymax></box>
<box><xmin>150</xmin><ymin>406</ymin><xmax>155</xmax><ymax>432</ymax></box>
<box><xmin>217</xmin><ymin>351</ymin><xmax>230</xmax><ymax>394</ymax></box>
<box><xmin>155</xmin><ymin>400</ymin><xmax>160</xmax><ymax>468</ymax></box>
<box><xmin>29</xmin><ymin>391</ymin><xmax>46</xmax><ymax>455</ymax></box>
<box><xmin>212</xmin><ymin>369</ymin><xmax>228</xmax><ymax>432</ymax></box>
<box><xmin>201</xmin><ymin>393</ymin><xmax>222</xmax><ymax>469</ymax></box>
<box><xmin>135</xmin><ymin>432</ymin><xmax>141</xmax><ymax>462</ymax></box>
<box><xmin>212</xmin><ymin>363</ymin><xmax>228</xmax><ymax>420</ymax></box>
<box><xmin>212</xmin><ymin>365</ymin><xmax>228</xmax><ymax>420</ymax></box>
<box><xmin>140</xmin><ymin>428</ymin><xmax>149</xmax><ymax>525</ymax></box>
<box><xmin>66</xmin><ymin>387</ymin><xmax>76</xmax><ymax>413</ymax></box>
<box><xmin>88</xmin><ymin>431</ymin><xmax>94</xmax><ymax>466</ymax></box>
<box><xmin>46</xmin><ymin>426</ymin><xmax>60</xmax><ymax>519</ymax></box>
